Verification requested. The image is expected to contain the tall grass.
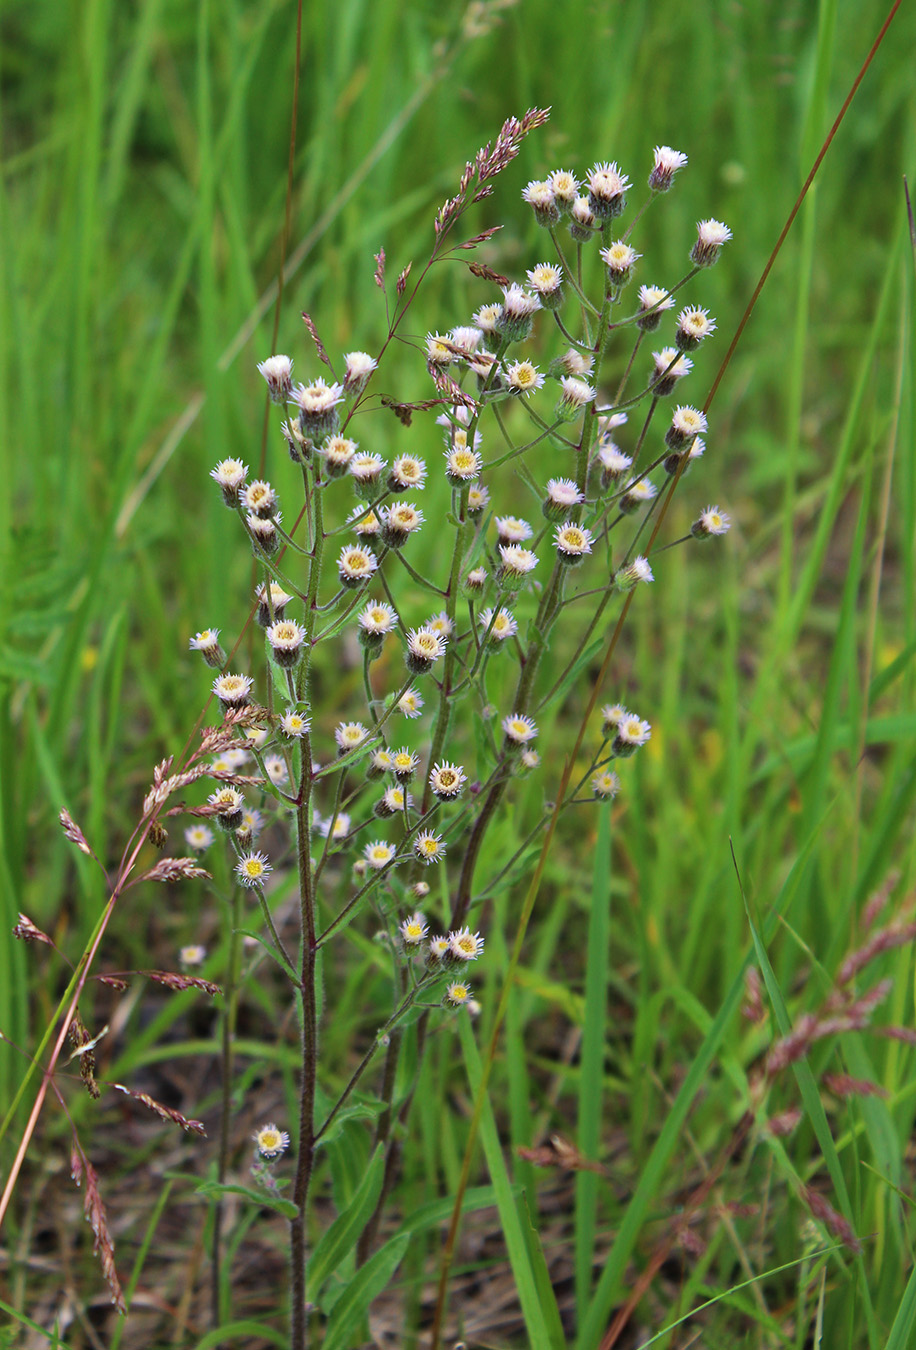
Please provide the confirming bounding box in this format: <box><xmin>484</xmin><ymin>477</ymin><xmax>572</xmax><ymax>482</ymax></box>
<box><xmin>1</xmin><ymin>0</ymin><xmax>915</xmax><ymax>1344</ymax></box>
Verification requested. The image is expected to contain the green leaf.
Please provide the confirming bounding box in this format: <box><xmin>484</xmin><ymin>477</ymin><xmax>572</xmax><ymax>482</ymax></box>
<box><xmin>195</xmin><ymin>1180</ymin><xmax>298</xmax><ymax>1220</ymax></box>
<box><xmin>307</xmin><ymin>1145</ymin><xmax>385</xmax><ymax>1298</ymax></box>
<box><xmin>321</xmin><ymin>1232</ymin><xmax>410</xmax><ymax>1350</ymax></box>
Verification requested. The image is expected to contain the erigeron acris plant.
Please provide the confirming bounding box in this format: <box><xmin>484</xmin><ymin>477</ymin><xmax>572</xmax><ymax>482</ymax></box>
<box><xmin>10</xmin><ymin>112</ymin><xmax>734</xmax><ymax>1344</ymax></box>
<box><xmin>192</xmin><ymin>118</ymin><xmax>732</xmax><ymax>1343</ymax></box>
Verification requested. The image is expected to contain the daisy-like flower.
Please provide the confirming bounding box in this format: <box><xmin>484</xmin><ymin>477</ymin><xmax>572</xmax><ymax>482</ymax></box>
<box><xmin>586</xmin><ymin>161</ymin><xmax>630</xmax><ymax>219</ymax></box>
<box><xmin>364</xmin><ymin>840</ymin><xmax>397</xmax><ymax>870</ymax></box>
<box><xmin>665</xmin><ymin>406</ymin><xmax>708</xmax><ymax>453</ymax></box>
<box><xmin>335</xmin><ymin>721</ymin><xmax>369</xmax><ymax>754</ymax></box>
<box><xmin>389</xmin><ymin>455</ymin><xmax>427</xmax><ymax>492</ymax></box>
<box><xmin>467</xmin><ymin>485</ymin><xmax>490</xmax><ymax>515</ymax></box>
<box><xmin>208</xmin><ymin>786</ymin><xmax>245</xmax><ymax>829</ymax></box>
<box><xmin>343</xmin><ymin>350</ymin><xmax>378</xmax><ymax>395</ymax></box>
<box><xmin>255</xmin><ymin>583</ymin><xmax>293</xmax><ymax>627</ymax></box>
<box><xmin>506</xmin><ymin>359</ymin><xmax>546</xmax><ymax>396</ymax></box>
<box><xmin>497</xmin><ymin>283</ymin><xmax>541</xmax><ymax>342</ymax></box>
<box><xmin>245</xmin><ymin>511</ymin><xmax>281</xmax><ymax>557</ymax></box>
<box><xmin>398</xmin><ymin>687</ymin><xmax>424</xmax><ymax>718</ymax></box>
<box><xmin>619</xmin><ymin>479</ymin><xmax>658</xmax><ymax>514</ymax></box>
<box><xmin>449</xmin><ymin>325</ymin><xmax>483</xmax><ymax>356</ymax></box>
<box><xmin>189</xmin><ymin>629</ymin><xmax>225</xmax><ymax>669</ymax></box>
<box><xmin>691</xmin><ymin>219</ymin><xmax>732</xmax><ymax>267</ymax></box>
<box><xmin>315</xmin><ymin>811</ymin><xmax>351</xmax><ymax>841</ymax></box>
<box><xmin>444</xmin><ymin>446</ymin><xmax>482</xmax><ymax>484</ymax></box>
<box><xmin>636</xmin><ymin>285</ymin><xmax>675</xmax><ymax>332</ymax></box>
<box><xmin>399</xmin><ymin>912</ymin><xmax>429</xmax><ymax>945</ymax></box>
<box><xmin>281</xmin><ymin>417</ymin><xmax>308</xmax><ymax>462</ymax></box>
<box><xmin>244</xmin><ymin>479</ymin><xmax>278</xmax><ymax>518</ymax></box>
<box><xmin>525</xmin><ymin>263</ymin><xmax>563</xmax><ymax>309</ymax></box>
<box><xmin>503</xmin><ymin>712</ymin><xmax>538</xmax><ymax>745</ymax></box>
<box><xmin>337</xmin><ymin>543</ymin><xmax>378</xmax><ymax>588</ymax></box>
<box><xmin>569</xmin><ymin>195</ymin><xmax>598</xmax><ymax>241</ymax></box>
<box><xmin>212</xmin><ymin>673</ymin><xmax>253</xmax><ymax>708</ymax></box>
<box><xmin>381</xmin><ymin>502</ymin><xmax>424</xmax><ymax>548</ymax></box>
<box><xmin>428</xmin><ymin>935</ymin><xmax>451</xmax><ymax>961</ymax></box>
<box><xmin>614</xmin><ymin>556</ymin><xmax>654</xmax><ymax>591</ymax></box>
<box><xmin>648</xmin><ymin>145</ymin><xmax>688</xmax><ymax>192</ymax></box>
<box><xmin>358</xmin><ymin>601</ymin><xmax>398</xmax><ymax>648</ymax></box>
<box><xmin>406</xmin><ymin>626</ymin><xmax>448</xmax><ymax>675</ymax></box>
<box><xmin>465</xmin><ymin>566</ymin><xmax>488</xmax><ymax>591</ymax></box>
<box><xmin>520</xmin><ymin>749</ymin><xmax>540</xmax><ymax>771</ymax></box>
<box><xmin>498</xmin><ymin>545</ymin><xmax>538</xmax><ymax>581</ymax></box>
<box><xmin>469</xmin><ymin>350</ymin><xmax>499</xmax><ymax>386</ymax></box>
<box><xmin>179</xmin><ymin>944</ymin><xmax>207</xmax><ymax>968</ymax></box>
<box><xmin>264</xmin><ymin>755</ymin><xmax>288</xmax><ymax>787</ymax></box>
<box><xmin>600</xmin><ymin>241</ymin><xmax>641</xmax><ymax>286</ymax></box>
<box><xmin>291</xmin><ymin>378</ymin><xmax>345</xmax><ymax>441</ymax></box>
<box><xmin>676</xmin><ymin>307</ymin><xmax>717</xmax><ymax>351</ymax></box>
<box><xmin>221</xmin><ymin>746</ymin><xmax>250</xmax><ymax>770</ymax></box>
<box><xmin>414</xmin><ymin>831</ymin><xmax>446</xmax><ymax>865</ymax></box>
<box><xmin>495</xmin><ymin>515</ymin><xmax>534</xmax><ymax>546</ymax></box>
<box><xmin>254</xmin><ymin>1124</ymin><xmax>290</xmax><ymax>1159</ymax></box>
<box><xmin>478</xmin><ymin>607</ymin><xmax>517</xmax><ymax>643</ymax></box>
<box><xmin>601</xmin><ymin>702</ymin><xmax>628</xmax><ymax>731</ymax></box>
<box><xmin>235</xmin><ymin>851</ymin><xmax>273</xmax><ymax>888</ymax></box>
<box><xmin>349</xmin><ymin>452</ymin><xmax>386</xmax><ymax>499</ymax></box>
<box><xmin>266</xmin><ymin>619</ymin><xmax>307</xmax><ymax>669</ymax></box>
<box><xmin>692</xmin><ymin>505</ymin><xmax>731</xmax><ymax>539</ymax></box>
<box><xmin>349</xmin><ymin>507</ymin><xmax>381</xmax><ymax>541</ymax></box>
<box><xmin>473</xmin><ymin>302</ymin><xmax>501</xmax><ymax>335</ymax></box>
<box><xmin>238</xmin><ymin>807</ymin><xmax>265</xmax><ymax>841</ymax></box>
<box><xmin>391</xmin><ymin>747</ymin><xmax>420</xmax><ymax>781</ymax></box>
<box><xmin>445</xmin><ymin>981</ymin><xmax>473</xmax><ymax>1008</ymax></box>
<box><xmin>448</xmin><ymin>927</ymin><xmax>484</xmax><ymax>961</ymax></box>
<box><xmin>243</xmin><ymin>726</ymin><xmax>270</xmax><ymax>752</ymax></box>
<box><xmin>522</xmin><ymin>178</ymin><xmax>560</xmax><ymax>227</ymax></box>
<box><xmin>557</xmin><ymin>375</ymin><xmax>595</xmax><ymax>421</ymax></box>
<box><xmin>651</xmin><ymin>347</ymin><xmax>693</xmax><ymax>396</ymax></box>
<box><xmin>556</xmin><ymin>349</ymin><xmax>593</xmax><ymax>381</ymax></box>
<box><xmin>597</xmin><ymin>440</ymin><xmax>633</xmax><ymax>483</ymax></box>
<box><xmin>425</xmin><ymin>332</ymin><xmax>455</xmax><ymax>366</ymax></box>
<box><xmin>376</xmin><ymin>784</ymin><xmax>412</xmax><ymax>817</ymax></box>
<box><xmin>368</xmin><ymin>747</ymin><xmax>394</xmax><ymax>779</ymax></box>
<box><xmin>547</xmin><ymin>167</ymin><xmax>579</xmax><ymax>208</ymax></box>
<box><xmin>210</xmin><ymin>458</ymin><xmax>248</xmax><ymax>507</ymax></box>
<box><xmin>544</xmin><ymin>477</ymin><xmax>584</xmax><ymax>519</ymax></box>
<box><xmin>429</xmin><ymin>761</ymin><xmax>467</xmax><ymax>800</ymax></box>
<box><xmin>554</xmin><ymin>521</ymin><xmax>594</xmax><ymax>565</ymax></box>
<box><xmin>412</xmin><ymin>880</ymin><xmax>430</xmax><ymax>900</ymax></box>
<box><xmin>185</xmin><ymin>823</ymin><xmax>215</xmax><ymax>852</ymax></box>
<box><xmin>320</xmin><ymin>434</ymin><xmax>357</xmax><ymax>477</ymax></box>
<box><xmin>593</xmin><ymin>770</ymin><xmax>622</xmax><ymax>800</ymax></box>
<box><xmin>257</xmin><ymin>354</ymin><xmax>294</xmax><ymax>403</ymax></box>
<box><xmin>613</xmin><ymin>715</ymin><xmax>652</xmax><ymax>758</ymax></box>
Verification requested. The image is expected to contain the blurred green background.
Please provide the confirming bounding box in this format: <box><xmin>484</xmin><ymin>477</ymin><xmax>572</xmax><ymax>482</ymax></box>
<box><xmin>2</xmin><ymin>0</ymin><xmax>915</xmax><ymax>1342</ymax></box>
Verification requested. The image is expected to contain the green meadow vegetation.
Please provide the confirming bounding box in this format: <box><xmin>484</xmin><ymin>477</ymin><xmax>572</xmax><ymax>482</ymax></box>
<box><xmin>1</xmin><ymin>0</ymin><xmax>915</xmax><ymax>1346</ymax></box>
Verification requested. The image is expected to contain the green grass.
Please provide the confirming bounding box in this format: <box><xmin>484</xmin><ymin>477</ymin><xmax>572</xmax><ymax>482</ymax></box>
<box><xmin>2</xmin><ymin>0</ymin><xmax>916</xmax><ymax>1345</ymax></box>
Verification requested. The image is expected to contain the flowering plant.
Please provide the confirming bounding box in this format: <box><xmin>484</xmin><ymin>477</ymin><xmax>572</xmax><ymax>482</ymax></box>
<box><xmin>10</xmin><ymin>111</ymin><xmax>735</xmax><ymax>1345</ymax></box>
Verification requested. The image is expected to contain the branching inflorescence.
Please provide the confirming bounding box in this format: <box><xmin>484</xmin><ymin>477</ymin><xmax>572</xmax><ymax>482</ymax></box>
<box><xmin>19</xmin><ymin>113</ymin><xmax>741</xmax><ymax>1340</ymax></box>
